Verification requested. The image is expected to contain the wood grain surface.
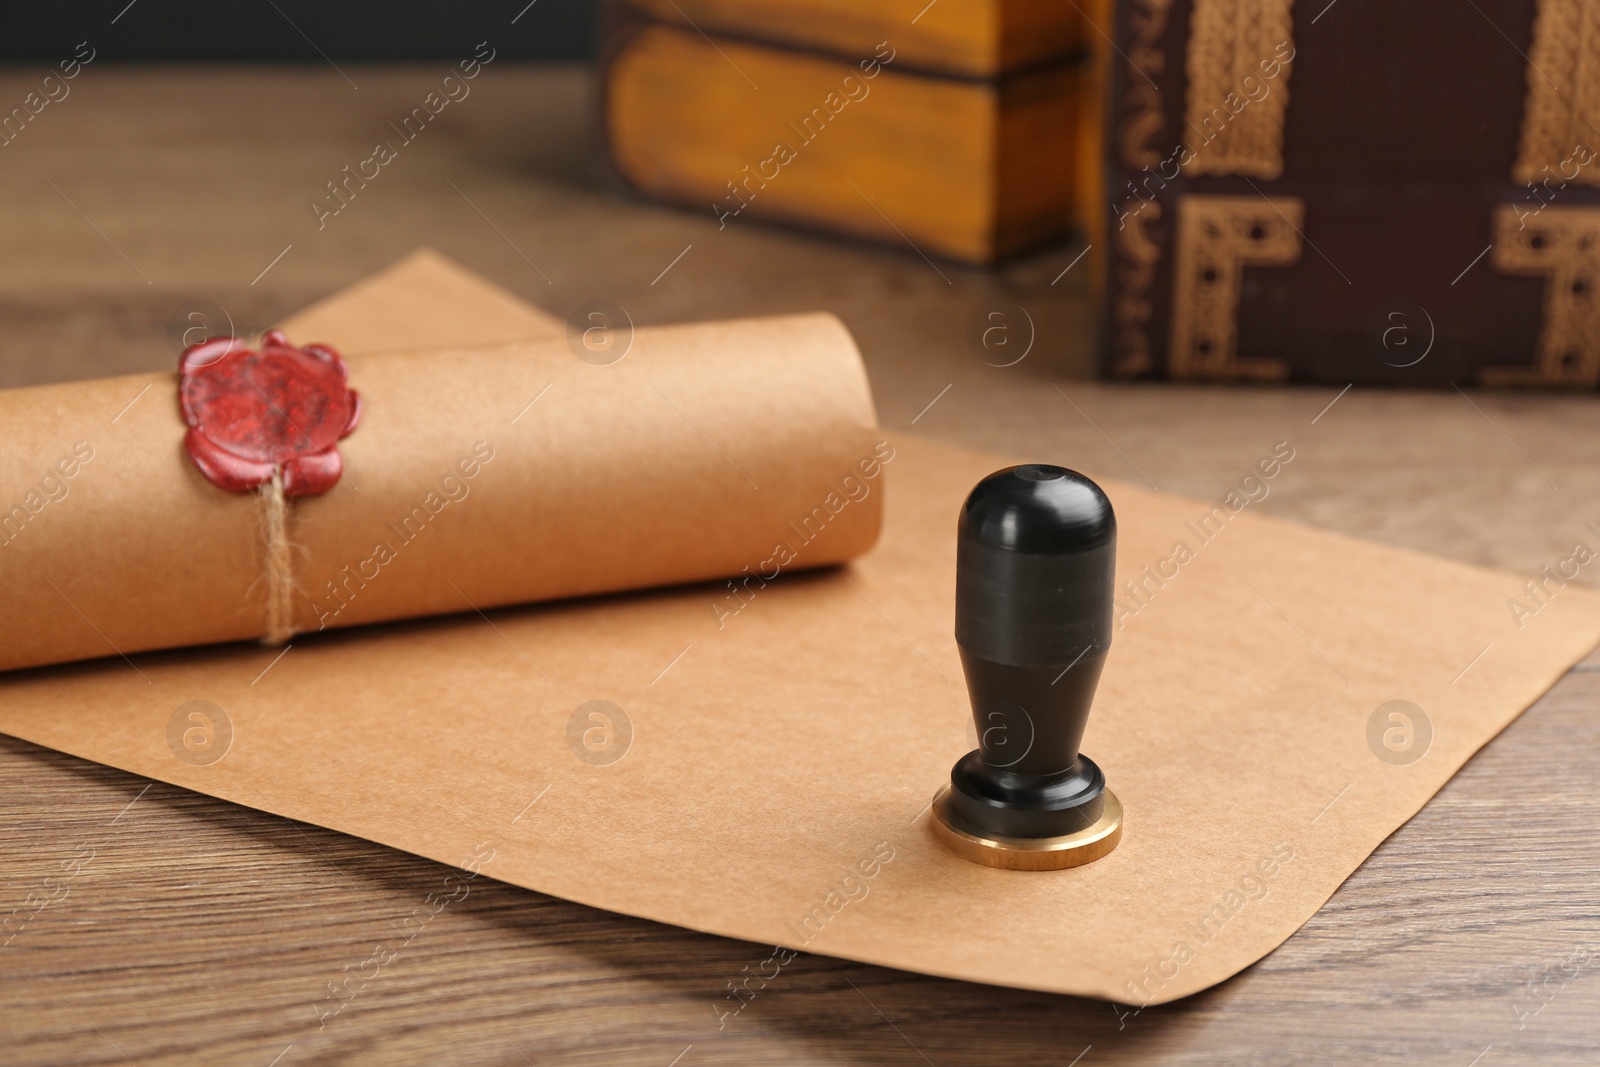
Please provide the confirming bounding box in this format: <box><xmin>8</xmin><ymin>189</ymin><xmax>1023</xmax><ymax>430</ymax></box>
<box><xmin>1</xmin><ymin>63</ymin><xmax>1598</xmax><ymax>1066</ymax></box>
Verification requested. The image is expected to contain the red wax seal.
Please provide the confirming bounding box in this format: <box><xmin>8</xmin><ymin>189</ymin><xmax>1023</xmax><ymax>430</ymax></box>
<box><xmin>179</xmin><ymin>329</ymin><xmax>361</xmax><ymax>498</ymax></box>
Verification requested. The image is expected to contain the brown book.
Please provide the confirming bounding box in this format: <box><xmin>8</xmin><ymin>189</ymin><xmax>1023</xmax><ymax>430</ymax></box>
<box><xmin>1104</xmin><ymin>0</ymin><xmax>1600</xmax><ymax>387</ymax></box>
<box><xmin>601</xmin><ymin>4</ymin><xmax>1086</xmax><ymax>264</ymax></box>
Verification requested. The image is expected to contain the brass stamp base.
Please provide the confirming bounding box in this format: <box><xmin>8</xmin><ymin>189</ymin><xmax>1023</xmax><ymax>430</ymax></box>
<box><xmin>930</xmin><ymin>784</ymin><xmax>1123</xmax><ymax>871</ymax></box>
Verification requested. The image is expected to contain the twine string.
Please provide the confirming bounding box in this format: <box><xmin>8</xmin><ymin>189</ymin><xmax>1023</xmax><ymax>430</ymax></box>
<box><xmin>260</xmin><ymin>469</ymin><xmax>296</xmax><ymax>645</ymax></box>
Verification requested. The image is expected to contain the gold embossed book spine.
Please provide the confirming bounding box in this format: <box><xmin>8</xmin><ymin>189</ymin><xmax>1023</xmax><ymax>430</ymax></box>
<box><xmin>1103</xmin><ymin>0</ymin><xmax>1600</xmax><ymax>387</ymax></box>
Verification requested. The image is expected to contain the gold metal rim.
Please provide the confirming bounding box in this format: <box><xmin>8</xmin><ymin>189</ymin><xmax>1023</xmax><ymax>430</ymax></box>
<box><xmin>929</xmin><ymin>784</ymin><xmax>1123</xmax><ymax>871</ymax></box>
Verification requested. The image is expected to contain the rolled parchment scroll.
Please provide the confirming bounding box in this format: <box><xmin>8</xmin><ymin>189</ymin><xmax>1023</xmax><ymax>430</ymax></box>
<box><xmin>0</xmin><ymin>274</ymin><xmax>882</xmax><ymax>673</ymax></box>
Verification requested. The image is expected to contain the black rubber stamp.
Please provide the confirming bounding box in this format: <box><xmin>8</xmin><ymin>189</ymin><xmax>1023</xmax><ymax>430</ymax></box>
<box><xmin>931</xmin><ymin>464</ymin><xmax>1124</xmax><ymax>870</ymax></box>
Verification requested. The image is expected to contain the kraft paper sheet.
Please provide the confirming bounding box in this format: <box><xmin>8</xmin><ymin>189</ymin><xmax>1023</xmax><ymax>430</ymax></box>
<box><xmin>2</xmin><ymin>251</ymin><xmax>1597</xmax><ymax>1004</ymax></box>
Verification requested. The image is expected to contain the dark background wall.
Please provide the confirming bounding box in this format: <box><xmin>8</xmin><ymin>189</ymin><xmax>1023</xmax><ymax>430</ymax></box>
<box><xmin>3</xmin><ymin>0</ymin><xmax>597</xmax><ymax>60</ymax></box>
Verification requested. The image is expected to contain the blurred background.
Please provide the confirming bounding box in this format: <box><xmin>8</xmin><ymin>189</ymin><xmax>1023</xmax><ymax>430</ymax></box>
<box><xmin>6</xmin><ymin>0</ymin><xmax>1591</xmax><ymax>395</ymax></box>
<box><xmin>0</xmin><ymin>0</ymin><xmax>1102</xmax><ymax>401</ymax></box>
<box><xmin>2</xmin><ymin>2</ymin><xmax>597</xmax><ymax>60</ymax></box>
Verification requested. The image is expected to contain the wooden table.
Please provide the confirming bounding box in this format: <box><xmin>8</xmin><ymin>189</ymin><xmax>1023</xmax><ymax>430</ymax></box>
<box><xmin>2</xmin><ymin>65</ymin><xmax>1598</xmax><ymax>1066</ymax></box>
